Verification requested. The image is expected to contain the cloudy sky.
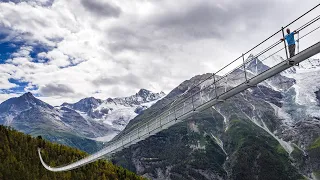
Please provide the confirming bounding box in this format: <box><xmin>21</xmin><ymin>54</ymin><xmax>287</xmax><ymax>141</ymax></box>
<box><xmin>0</xmin><ymin>0</ymin><xmax>319</xmax><ymax>105</ymax></box>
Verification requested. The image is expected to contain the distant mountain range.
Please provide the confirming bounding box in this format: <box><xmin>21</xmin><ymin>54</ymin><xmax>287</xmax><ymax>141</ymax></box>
<box><xmin>0</xmin><ymin>89</ymin><xmax>165</xmax><ymax>153</ymax></box>
<box><xmin>62</xmin><ymin>89</ymin><xmax>165</xmax><ymax>133</ymax></box>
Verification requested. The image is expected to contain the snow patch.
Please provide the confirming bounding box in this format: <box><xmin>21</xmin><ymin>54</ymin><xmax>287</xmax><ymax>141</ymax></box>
<box><xmin>239</xmin><ymin>102</ymin><xmax>294</xmax><ymax>154</ymax></box>
<box><xmin>90</xmin><ymin>131</ymin><xmax>119</xmax><ymax>142</ymax></box>
<box><xmin>188</xmin><ymin>121</ymin><xmax>199</xmax><ymax>133</ymax></box>
<box><xmin>76</xmin><ymin>110</ymin><xmax>93</xmax><ymax>126</ymax></box>
<box><xmin>211</xmin><ymin>134</ymin><xmax>227</xmax><ymax>155</ymax></box>
<box><xmin>212</xmin><ymin>106</ymin><xmax>229</xmax><ymax>132</ymax></box>
<box><xmin>284</xmin><ymin>60</ymin><xmax>320</xmax><ymax>106</ymax></box>
<box><xmin>4</xmin><ymin>114</ymin><xmax>14</xmax><ymax>126</ymax></box>
<box><xmin>260</xmin><ymin>119</ymin><xmax>294</xmax><ymax>154</ymax></box>
<box><xmin>267</xmin><ymin>102</ymin><xmax>294</xmax><ymax>127</ymax></box>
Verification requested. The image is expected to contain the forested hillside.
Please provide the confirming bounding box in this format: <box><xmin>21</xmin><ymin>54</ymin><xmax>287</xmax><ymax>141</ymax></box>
<box><xmin>0</xmin><ymin>125</ymin><xmax>144</xmax><ymax>180</ymax></box>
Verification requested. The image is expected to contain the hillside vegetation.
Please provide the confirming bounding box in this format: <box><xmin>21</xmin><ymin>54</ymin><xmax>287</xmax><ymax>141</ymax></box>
<box><xmin>0</xmin><ymin>125</ymin><xmax>145</xmax><ymax>180</ymax></box>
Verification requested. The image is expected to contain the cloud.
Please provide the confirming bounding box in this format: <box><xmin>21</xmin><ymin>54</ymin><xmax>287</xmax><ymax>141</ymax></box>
<box><xmin>147</xmin><ymin>0</ymin><xmax>276</xmax><ymax>39</ymax></box>
<box><xmin>0</xmin><ymin>74</ymin><xmax>17</xmax><ymax>89</ymax></box>
<box><xmin>0</xmin><ymin>1</ymin><xmax>76</xmax><ymax>46</ymax></box>
<box><xmin>38</xmin><ymin>49</ymin><xmax>71</xmax><ymax>67</ymax></box>
<box><xmin>0</xmin><ymin>92</ymin><xmax>20</xmax><ymax>103</ymax></box>
<box><xmin>0</xmin><ymin>0</ymin><xmax>319</xmax><ymax>106</ymax></box>
<box><xmin>12</xmin><ymin>46</ymin><xmax>33</xmax><ymax>57</ymax></box>
<box><xmin>93</xmin><ymin>73</ymin><xmax>146</xmax><ymax>88</ymax></box>
<box><xmin>0</xmin><ymin>0</ymin><xmax>54</xmax><ymax>6</ymax></box>
<box><xmin>80</xmin><ymin>0</ymin><xmax>121</xmax><ymax>17</ymax></box>
<box><xmin>39</xmin><ymin>83</ymin><xmax>75</xmax><ymax>96</ymax></box>
<box><xmin>107</xmin><ymin>27</ymin><xmax>153</xmax><ymax>53</ymax></box>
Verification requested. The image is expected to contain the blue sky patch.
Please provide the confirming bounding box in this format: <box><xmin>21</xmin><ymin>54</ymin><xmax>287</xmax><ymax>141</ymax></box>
<box><xmin>3</xmin><ymin>78</ymin><xmax>40</xmax><ymax>97</ymax></box>
<box><xmin>0</xmin><ymin>40</ymin><xmax>52</xmax><ymax>64</ymax></box>
<box><xmin>29</xmin><ymin>44</ymin><xmax>52</xmax><ymax>63</ymax></box>
<box><xmin>0</xmin><ymin>42</ymin><xmax>22</xmax><ymax>64</ymax></box>
<box><xmin>6</xmin><ymin>78</ymin><xmax>30</xmax><ymax>93</ymax></box>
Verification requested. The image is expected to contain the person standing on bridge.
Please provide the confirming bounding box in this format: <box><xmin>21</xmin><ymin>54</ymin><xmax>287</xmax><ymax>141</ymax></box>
<box><xmin>281</xmin><ymin>28</ymin><xmax>297</xmax><ymax>58</ymax></box>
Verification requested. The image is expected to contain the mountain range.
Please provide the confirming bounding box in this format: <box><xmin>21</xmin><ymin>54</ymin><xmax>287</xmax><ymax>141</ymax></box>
<box><xmin>1</xmin><ymin>54</ymin><xmax>319</xmax><ymax>179</ymax></box>
<box><xmin>110</xmin><ymin>56</ymin><xmax>320</xmax><ymax>180</ymax></box>
<box><xmin>0</xmin><ymin>89</ymin><xmax>165</xmax><ymax>153</ymax></box>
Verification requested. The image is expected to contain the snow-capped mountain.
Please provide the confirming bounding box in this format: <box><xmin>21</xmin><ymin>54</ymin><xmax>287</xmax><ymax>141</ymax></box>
<box><xmin>112</xmin><ymin>57</ymin><xmax>320</xmax><ymax>180</ymax></box>
<box><xmin>0</xmin><ymin>89</ymin><xmax>165</xmax><ymax>152</ymax></box>
<box><xmin>0</xmin><ymin>92</ymin><xmax>53</xmax><ymax>125</ymax></box>
<box><xmin>0</xmin><ymin>92</ymin><xmax>118</xmax><ymax>153</ymax></box>
<box><xmin>61</xmin><ymin>89</ymin><xmax>166</xmax><ymax>141</ymax></box>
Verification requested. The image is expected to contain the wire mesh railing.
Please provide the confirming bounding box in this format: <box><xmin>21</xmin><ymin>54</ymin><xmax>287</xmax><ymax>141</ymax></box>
<box><xmin>39</xmin><ymin>3</ymin><xmax>320</xmax><ymax>171</ymax></box>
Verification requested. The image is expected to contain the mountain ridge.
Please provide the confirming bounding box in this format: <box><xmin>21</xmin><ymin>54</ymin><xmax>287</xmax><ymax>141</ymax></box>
<box><xmin>61</xmin><ymin>89</ymin><xmax>166</xmax><ymax>136</ymax></box>
<box><xmin>0</xmin><ymin>89</ymin><xmax>165</xmax><ymax>153</ymax></box>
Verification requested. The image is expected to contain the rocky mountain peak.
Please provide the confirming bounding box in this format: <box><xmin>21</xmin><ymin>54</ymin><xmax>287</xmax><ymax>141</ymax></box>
<box><xmin>137</xmin><ymin>89</ymin><xmax>152</xmax><ymax>98</ymax></box>
<box><xmin>81</xmin><ymin>97</ymin><xmax>102</xmax><ymax>104</ymax></box>
<box><xmin>21</xmin><ymin>92</ymin><xmax>35</xmax><ymax>99</ymax></box>
<box><xmin>246</xmin><ymin>56</ymin><xmax>269</xmax><ymax>74</ymax></box>
<box><xmin>61</xmin><ymin>102</ymin><xmax>71</xmax><ymax>107</ymax></box>
<box><xmin>131</xmin><ymin>89</ymin><xmax>165</xmax><ymax>104</ymax></box>
<box><xmin>0</xmin><ymin>92</ymin><xmax>53</xmax><ymax>115</ymax></box>
<box><xmin>159</xmin><ymin>91</ymin><xmax>165</xmax><ymax>96</ymax></box>
<box><xmin>64</xmin><ymin>97</ymin><xmax>102</xmax><ymax>112</ymax></box>
<box><xmin>19</xmin><ymin>92</ymin><xmax>46</xmax><ymax>105</ymax></box>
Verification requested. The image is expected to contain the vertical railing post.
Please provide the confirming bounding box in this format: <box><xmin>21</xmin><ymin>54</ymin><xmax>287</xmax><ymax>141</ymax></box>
<box><xmin>297</xmin><ymin>31</ymin><xmax>300</xmax><ymax>53</ymax></box>
<box><xmin>242</xmin><ymin>54</ymin><xmax>248</xmax><ymax>82</ymax></box>
<box><xmin>225</xmin><ymin>75</ymin><xmax>228</xmax><ymax>92</ymax></box>
<box><xmin>192</xmin><ymin>95</ymin><xmax>195</xmax><ymax>111</ymax></box>
<box><xmin>281</xmin><ymin>27</ymin><xmax>289</xmax><ymax>59</ymax></box>
<box><xmin>213</xmin><ymin>74</ymin><xmax>218</xmax><ymax>98</ymax></box>
<box><xmin>183</xmin><ymin>102</ymin><xmax>185</xmax><ymax>114</ymax></box>
<box><xmin>255</xmin><ymin>58</ymin><xmax>258</xmax><ymax>75</ymax></box>
<box><xmin>174</xmin><ymin>106</ymin><xmax>177</xmax><ymax>121</ymax></box>
<box><xmin>148</xmin><ymin>122</ymin><xmax>150</xmax><ymax>134</ymax></box>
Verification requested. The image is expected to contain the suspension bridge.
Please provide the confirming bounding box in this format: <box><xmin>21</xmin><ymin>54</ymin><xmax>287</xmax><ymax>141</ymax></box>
<box><xmin>38</xmin><ymin>3</ymin><xmax>320</xmax><ymax>172</ymax></box>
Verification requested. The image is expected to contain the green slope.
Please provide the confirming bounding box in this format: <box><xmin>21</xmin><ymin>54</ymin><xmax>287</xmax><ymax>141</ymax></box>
<box><xmin>308</xmin><ymin>137</ymin><xmax>320</xmax><ymax>179</ymax></box>
<box><xmin>30</xmin><ymin>128</ymin><xmax>103</xmax><ymax>154</ymax></box>
<box><xmin>224</xmin><ymin>117</ymin><xmax>304</xmax><ymax>180</ymax></box>
<box><xmin>0</xmin><ymin>125</ymin><xmax>145</xmax><ymax>180</ymax></box>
